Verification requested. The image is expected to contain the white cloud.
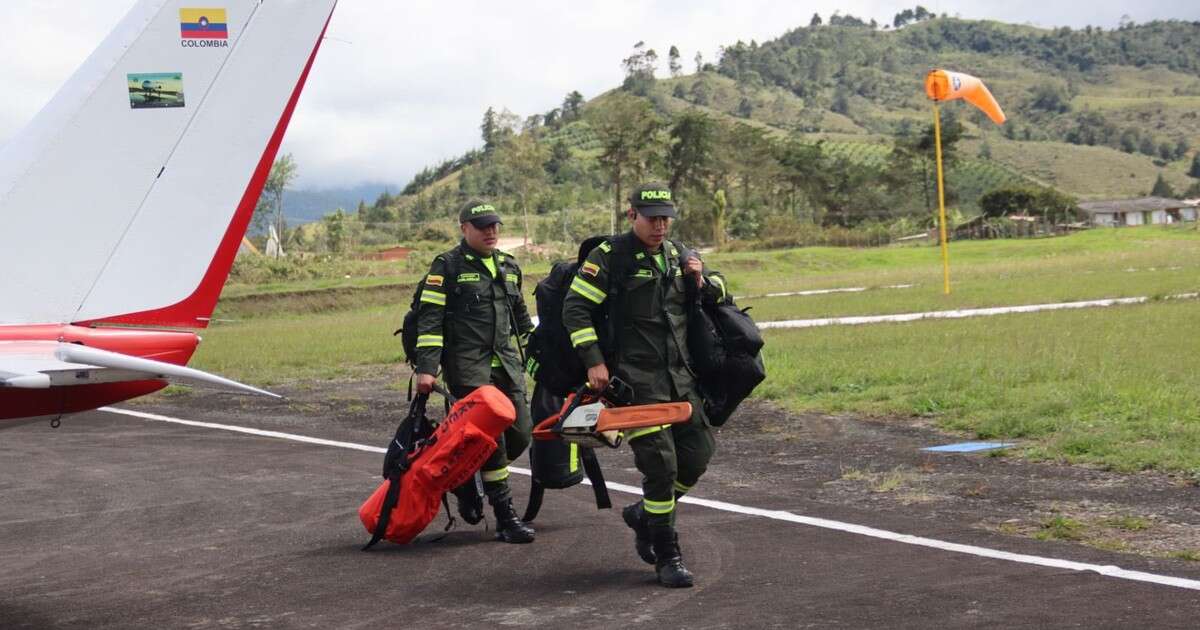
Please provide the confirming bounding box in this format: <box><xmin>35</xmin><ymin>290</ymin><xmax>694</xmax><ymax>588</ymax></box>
<box><xmin>2</xmin><ymin>1</ymin><xmax>1197</xmax><ymax>189</ymax></box>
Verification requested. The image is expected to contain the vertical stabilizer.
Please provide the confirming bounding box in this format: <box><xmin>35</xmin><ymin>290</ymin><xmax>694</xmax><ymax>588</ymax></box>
<box><xmin>0</xmin><ymin>0</ymin><xmax>337</xmax><ymax>327</ymax></box>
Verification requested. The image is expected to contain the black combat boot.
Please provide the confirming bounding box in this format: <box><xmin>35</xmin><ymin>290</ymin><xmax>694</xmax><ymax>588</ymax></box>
<box><xmin>489</xmin><ymin>491</ymin><xmax>536</xmax><ymax>544</ymax></box>
<box><xmin>621</xmin><ymin>501</ymin><xmax>656</xmax><ymax>565</ymax></box>
<box><xmin>650</xmin><ymin>525</ymin><xmax>694</xmax><ymax>588</ymax></box>
<box><xmin>450</xmin><ymin>479</ymin><xmax>485</xmax><ymax>525</ymax></box>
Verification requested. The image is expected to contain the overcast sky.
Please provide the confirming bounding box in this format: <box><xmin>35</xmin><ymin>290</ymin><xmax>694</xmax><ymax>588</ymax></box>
<box><xmin>2</xmin><ymin>1</ymin><xmax>1197</xmax><ymax>190</ymax></box>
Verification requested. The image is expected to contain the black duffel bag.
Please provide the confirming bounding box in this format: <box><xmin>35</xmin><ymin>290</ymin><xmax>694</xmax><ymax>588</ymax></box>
<box><xmin>686</xmin><ymin>287</ymin><xmax>766</xmax><ymax>427</ymax></box>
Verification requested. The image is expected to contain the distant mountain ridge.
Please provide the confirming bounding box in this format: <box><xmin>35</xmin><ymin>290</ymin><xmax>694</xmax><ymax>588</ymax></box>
<box><xmin>282</xmin><ymin>182</ymin><xmax>399</xmax><ymax>224</ymax></box>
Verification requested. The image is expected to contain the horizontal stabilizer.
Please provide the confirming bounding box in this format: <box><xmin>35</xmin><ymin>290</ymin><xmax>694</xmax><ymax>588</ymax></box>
<box><xmin>0</xmin><ymin>340</ymin><xmax>277</xmax><ymax>398</ymax></box>
<box><xmin>55</xmin><ymin>344</ymin><xmax>280</xmax><ymax>398</ymax></box>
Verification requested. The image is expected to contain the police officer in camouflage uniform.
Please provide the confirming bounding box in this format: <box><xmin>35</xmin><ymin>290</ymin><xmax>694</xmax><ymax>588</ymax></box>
<box><xmin>413</xmin><ymin>199</ymin><xmax>537</xmax><ymax>544</ymax></box>
<box><xmin>562</xmin><ymin>183</ymin><xmax>728</xmax><ymax>587</ymax></box>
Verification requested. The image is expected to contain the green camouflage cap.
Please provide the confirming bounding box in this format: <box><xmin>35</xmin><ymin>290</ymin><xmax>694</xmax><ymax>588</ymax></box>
<box><xmin>458</xmin><ymin>199</ymin><xmax>502</xmax><ymax>226</ymax></box>
<box><xmin>630</xmin><ymin>182</ymin><xmax>677</xmax><ymax>218</ymax></box>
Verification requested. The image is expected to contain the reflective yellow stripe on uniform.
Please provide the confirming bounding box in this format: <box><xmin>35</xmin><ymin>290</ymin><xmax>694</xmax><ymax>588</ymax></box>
<box><xmin>673</xmin><ymin>480</ymin><xmax>693</xmax><ymax>494</ymax></box>
<box><xmin>623</xmin><ymin>424</ymin><xmax>670</xmax><ymax>441</ymax></box>
<box><xmin>643</xmin><ymin>497</ymin><xmax>675</xmax><ymax>514</ymax></box>
<box><xmin>570</xmin><ymin>276</ymin><xmax>607</xmax><ymax>304</ymax></box>
<box><xmin>482</xmin><ymin>467</ymin><xmax>509</xmax><ymax>483</ymax></box>
<box><xmin>416</xmin><ymin>334</ymin><xmax>443</xmax><ymax>348</ymax></box>
<box><xmin>709</xmin><ymin>275</ymin><xmax>727</xmax><ymax>303</ymax></box>
<box><xmin>570</xmin><ymin>326</ymin><xmax>599</xmax><ymax>347</ymax></box>
<box><xmin>569</xmin><ymin>443</ymin><xmax>579</xmax><ymax>473</ymax></box>
<box><xmin>419</xmin><ymin>289</ymin><xmax>447</xmax><ymax>306</ymax></box>
<box><xmin>491</xmin><ymin>355</ymin><xmax>502</xmax><ymax>367</ymax></box>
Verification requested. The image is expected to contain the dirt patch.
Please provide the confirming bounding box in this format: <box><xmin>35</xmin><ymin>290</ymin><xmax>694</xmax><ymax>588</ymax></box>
<box><xmin>716</xmin><ymin>400</ymin><xmax>1200</xmax><ymax>562</ymax></box>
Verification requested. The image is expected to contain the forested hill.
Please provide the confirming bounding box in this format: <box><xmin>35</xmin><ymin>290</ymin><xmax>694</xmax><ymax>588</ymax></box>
<box><xmin>343</xmin><ymin>11</ymin><xmax>1200</xmax><ymax>250</ymax></box>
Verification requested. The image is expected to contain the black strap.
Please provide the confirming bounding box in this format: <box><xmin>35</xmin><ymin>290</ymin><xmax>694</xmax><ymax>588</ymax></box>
<box><xmin>580</xmin><ymin>446</ymin><xmax>611</xmax><ymax>509</ymax></box>
<box><xmin>604</xmin><ymin>234</ymin><xmax>632</xmax><ymax>369</ymax></box>
<box><xmin>522</xmin><ymin>478</ymin><xmax>546</xmax><ymax>523</ymax></box>
<box><xmin>521</xmin><ymin>445</ymin><xmax>609</xmax><ymax>522</ymax></box>
<box><xmin>419</xmin><ymin>494</ymin><xmax>456</xmax><ymax>543</ymax></box>
<box><xmin>361</xmin><ymin>473</ymin><xmax>404</xmax><ymax>551</ymax></box>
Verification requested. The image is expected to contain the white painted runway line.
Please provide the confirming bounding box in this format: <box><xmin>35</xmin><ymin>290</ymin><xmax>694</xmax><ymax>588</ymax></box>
<box><xmin>741</xmin><ymin>284</ymin><xmax>914</xmax><ymax>300</ymax></box>
<box><xmin>759</xmin><ymin>292</ymin><xmax>1200</xmax><ymax>330</ymax></box>
<box><xmin>102</xmin><ymin>406</ymin><xmax>1200</xmax><ymax>592</ymax></box>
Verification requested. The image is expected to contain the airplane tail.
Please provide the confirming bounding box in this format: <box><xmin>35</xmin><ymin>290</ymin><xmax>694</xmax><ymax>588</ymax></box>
<box><xmin>0</xmin><ymin>0</ymin><xmax>338</xmax><ymax>328</ymax></box>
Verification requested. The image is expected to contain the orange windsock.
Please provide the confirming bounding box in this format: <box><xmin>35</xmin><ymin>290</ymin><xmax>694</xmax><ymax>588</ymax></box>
<box><xmin>924</xmin><ymin>69</ymin><xmax>1006</xmax><ymax>125</ymax></box>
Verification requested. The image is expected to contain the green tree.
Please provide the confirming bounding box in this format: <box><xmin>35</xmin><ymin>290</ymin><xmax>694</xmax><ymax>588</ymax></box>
<box><xmin>561</xmin><ymin>91</ymin><xmax>584</xmax><ymax>122</ymax></box>
<box><xmin>819</xmin><ymin>158</ymin><xmax>888</xmax><ymax>227</ymax></box>
<box><xmin>776</xmin><ymin>137</ymin><xmax>829</xmax><ymax>220</ymax></box>
<box><xmin>621</xmin><ymin>41</ymin><xmax>658</xmax><ymax>96</ymax></box>
<box><xmin>496</xmin><ymin>132</ymin><xmax>550</xmax><ymax>247</ymax></box>
<box><xmin>324</xmin><ymin>208</ymin><xmax>346</xmax><ymax>253</ymax></box>
<box><xmin>1159</xmin><ymin>141</ymin><xmax>1175</xmax><ymax>162</ymax></box>
<box><xmin>1150</xmin><ymin>173</ymin><xmax>1176</xmax><ymax>197</ymax></box>
<box><xmin>1139</xmin><ymin>136</ymin><xmax>1157</xmax><ymax>157</ymax></box>
<box><xmin>481</xmin><ymin>107</ymin><xmax>498</xmax><ymax>151</ymax></box>
<box><xmin>721</xmin><ymin>123</ymin><xmax>776</xmax><ymax>213</ymax></box>
<box><xmin>253</xmin><ymin>153</ymin><xmax>298</xmax><ymax>243</ymax></box>
<box><xmin>737</xmin><ymin>97</ymin><xmax>754</xmax><ymax>118</ymax></box>
<box><xmin>363</xmin><ymin>195</ymin><xmax>394</xmax><ymax>225</ymax></box>
<box><xmin>1034</xmin><ymin>188</ymin><xmax>1081</xmax><ymax>224</ymax></box>
<box><xmin>810</xmin><ymin>13</ymin><xmax>822</xmax><ymax>27</ymax></box>
<box><xmin>1027</xmin><ymin>82</ymin><xmax>1071</xmax><ymax>113</ymax></box>
<box><xmin>668</xmin><ymin>45</ymin><xmax>682</xmax><ymax>77</ymax></box>
<box><xmin>1174</xmin><ymin>139</ymin><xmax>1190</xmax><ymax>160</ymax></box>
<box><xmin>588</xmin><ymin>93</ymin><xmax>662</xmax><ymax>229</ymax></box>
<box><xmin>830</xmin><ymin>86</ymin><xmax>850</xmax><ymax>115</ymax></box>
<box><xmin>544</xmin><ymin>139</ymin><xmax>572</xmax><ymax>184</ymax></box>
<box><xmin>886</xmin><ymin>113</ymin><xmax>963</xmax><ymax>215</ymax></box>
<box><xmin>666</xmin><ymin>110</ymin><xmax>716</xmax><ymax>192</ymax></box>
<box><xmin>712</xmin><ymin>189</ymin><xmax>727</xmax><ymax>245</ymax></box>
<box><xmin>1189</xmin><ymin>153</ymin><xmax>1200</xmax><ymax>178</ymax></box>
<box><xmin>980</xmin><ymin>188</ymin><xmax>1037</xmax><ymax>218</ymax></box>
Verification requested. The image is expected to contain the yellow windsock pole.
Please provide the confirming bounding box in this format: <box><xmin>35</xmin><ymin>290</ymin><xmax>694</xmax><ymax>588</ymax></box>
<box><xmin>933</xmin><ymin>103</ymin><xmax>951</xmax><ymax>295</ymax></box>
<box><xmin>924</xmin><ymin>69</ymin><xmax>1007</xmax><ymax>296</ymax></box>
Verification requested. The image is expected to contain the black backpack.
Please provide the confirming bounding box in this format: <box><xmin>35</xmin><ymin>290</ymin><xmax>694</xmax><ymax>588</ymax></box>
<box><xmin>397</xmin><ymin>250</ymin><xmax>462</xmax><ymax>364</ymax></box>
<box><xmin>523</xmin><ymin>260</ymin><xmax>589</xmax><ymax>396</ymax></box>
<box><xmin>524</xmin><ymin>235</ymin><xmax>627</xmax><ymax>396</ymax></box>
<box><xmin>521</xmin><ymin>383</ymin><xmax>611</xmax><ymax>523</ymax></box>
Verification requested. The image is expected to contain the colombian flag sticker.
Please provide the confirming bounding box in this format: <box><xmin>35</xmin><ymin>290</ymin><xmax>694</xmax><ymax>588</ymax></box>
<box><xmin>180</xmin><ymin>8</ymin><xmax>228</xmax><ymax>39</ymax></box>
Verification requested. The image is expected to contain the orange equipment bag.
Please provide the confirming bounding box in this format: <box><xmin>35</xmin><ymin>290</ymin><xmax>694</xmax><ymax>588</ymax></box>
<box><xmin>359</xmin><ymin>385</ymin><xmax>515</xmax><ymax>548</ymax></box>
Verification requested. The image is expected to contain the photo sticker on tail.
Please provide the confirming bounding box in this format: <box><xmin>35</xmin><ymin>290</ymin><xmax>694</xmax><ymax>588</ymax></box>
<box><xmin>128</xmin><ymin>73</ymin><xmax>185</xmax><ymax>109</ymax></box>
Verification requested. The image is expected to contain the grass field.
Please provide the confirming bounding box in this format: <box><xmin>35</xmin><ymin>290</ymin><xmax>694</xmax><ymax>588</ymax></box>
<box><xmin>195</xmin><ymin>226</ymin><xmax>1200</xmax><ymax>474</ymax></box>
